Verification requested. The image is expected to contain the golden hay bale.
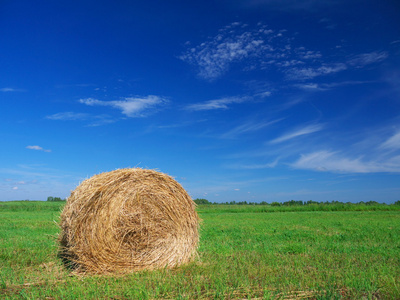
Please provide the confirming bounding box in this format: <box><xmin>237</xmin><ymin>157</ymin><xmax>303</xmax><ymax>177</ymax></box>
<box><xmin>59</xmin><ymin>168</ymin><xmax>199</xmax><ymax>274</ymax></box>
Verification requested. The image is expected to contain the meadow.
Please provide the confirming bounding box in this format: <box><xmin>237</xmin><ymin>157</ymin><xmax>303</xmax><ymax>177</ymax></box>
<box><xmin>1</xmin><ymin>201</ymin><xmax>399</xmax><ymax>299</ymax></box>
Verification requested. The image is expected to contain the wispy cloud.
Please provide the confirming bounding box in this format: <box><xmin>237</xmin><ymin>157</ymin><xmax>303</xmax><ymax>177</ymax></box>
<box><xmin>319</xmin><ymin>18</ymin><xmax>337</xmax><ymax>30</ymax></box>
<box><xmin>79</xmin><ymin>96</ymin><xmax>168</xmax><ymax>117</ymax></box>
<box><xmin>180</xmin><ymin>22</ymin><xmax>286</xmax><ymax>80</ymax></box>
<box><xmin>221</xmin><ymin>119</ymin><xmax>283</xmax><ymax>139</ymax></box>
<box><xmin>255</xmin><ymin>91</ymin><xmax>272</xmax><ymax>98</ymax></box>
<box><xmin>294</xmin><ymin>47</ymin><xmax>322</xmax><ymax>60</ymax></box>
<box><xmin>286</xmin><ymin>63</ymin><xmax>347</xmax><ymax>80</ymax></box>
<box><xmin>185</xmin><ymin>96</ymin><xmax>250</xmax><ymax>111</ymax></box>
<box><xmin>1</xmin><ymin>87</ymin><xmax>24</xmax><ymax>92</ymax></box>
<box><xmin>181</xmin><ymin>23</ymin><xmax>389</xmax><ymax>82</ymax></box>
<box><xmin>26</xmin><ymin>145</ymin><xmax>51</xmax><ymax>153</ymax></box>
<box><xmin>293</xmin><ymin>83</ymin><xmax>327</xmax><ymax>91</ymax></box>
<box><xmin>86</xmin><ymin>116</ymin><xmax>116</xmax><ymax>127</ymax></box>
<box><xmin>46</xmin><ymin>112</ymin><xmax>89</xmax><ymax>121</ymax></box>
<box><xmin>270</xmin><ymin>124</ymin><xmax>323</xmax><ymax>144</ymax></box>
<box><xmin>227</xmin><ymin>158</ymin><xmax>280</xmax><ymax>169</ymax></box>
<box><xmin>294</xmin><ymin>80</ymin><xmax>374</xmax><ymax>91</ymax></box>
<box><xmin>380</xmin><ymin>130</ymin><xmax>400</xmax><ymax>150</ymax></box>
<box><xmin>46</xmin><ymin>111</ymin><xmax>115</xmax><ymax>126</ymax></box>
<box><xmin>288</xmin><ymin>51</ymin><xmax>388</xmax><ymax>80</ymax></box>
<box><xmin>292</xmin><ymin>150</ymin><xmax>400</xmax><ymax>173</ymax></box>
<box><xmin>347</xmin><ymin>51</ymin><xmax>388</xmax><ymax>68</ymax></box>
<box><xmin>288</xmin><ymin>126</ymin><xmax>400</xmax><ymax>174</ymax></box>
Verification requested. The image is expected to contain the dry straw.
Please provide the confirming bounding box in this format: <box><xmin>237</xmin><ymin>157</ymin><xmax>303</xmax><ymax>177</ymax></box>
<box><xmin>59</xmin><ymin>168</ymin><xmax>199</xmax><ymax>274</ymax></box>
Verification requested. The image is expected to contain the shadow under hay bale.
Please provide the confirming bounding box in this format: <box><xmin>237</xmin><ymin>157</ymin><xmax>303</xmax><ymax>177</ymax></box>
<box><xmin>59</xmin><ymin>168</ymin><xmax>199</xmax><ymax>275</ymax></box>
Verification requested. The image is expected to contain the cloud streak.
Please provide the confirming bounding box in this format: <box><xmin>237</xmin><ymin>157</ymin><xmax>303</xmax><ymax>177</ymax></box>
<box><xmin>185</xmin><ymin>96</ymin><xmax>250</xmax><ymax>111</ymax></box>
<box><xmin>380</xmin><ymin>130</ymin><xmax>400</xmax><ymax>150</ymax></box>
<box><xmin>1</xmin><ymin>87</ymin><xmax>24</xmax><ymax>92</ymax></box>
<box><xmin>227</xmin><ymin>158</ymin><xmax>280</xmax><ymax>169</ymax></box>
<box><xmin>26</xmin><ymin>145</ymin><xmax>51</xmax><ymax>152</ymax></box>
<box><xmin>289</xmin><ymin>128</ymin><xmax>400</xmax><ymax>174</ymax></box>
<box><xmin>180</xmin><ymin>22</ymin><xmax>285</xmax><ymax>80</ymax></box>
<box><xmin>347</xmin><ymin>51</ymin><xmax>388</xmax><ymax>68</ymax></box>
<box><xmin>270</xmin><ymin>124</ymin><xmax>323</xmax><ymax>144</ymax></box>
<box><xmin>292</xmin><ymin>150</ymin><xmax>400</xmax><ymax>173</ymax></box>
<box><xmin>221</xmin><ymin>119</ymin><xmax>283</xmax><ymax>139</ymax></box>
<box><xmin>286</xmin><ymin>63</ymin><xmax>347</xmax><ymax>80</ymax></box>
<box><xmin>79</xmin><ymin>96</ymin><xmax>168</xmax><ymax>117</ymax></box>
<box><xmin>181</xmin><ymin>23</ymin><xmax>389</xmax><ymax>82</ymax></box>
<box><xmin>46</xmin><ymin>112</ymin><xmax>89</xmax><ymax>121</ymax></box>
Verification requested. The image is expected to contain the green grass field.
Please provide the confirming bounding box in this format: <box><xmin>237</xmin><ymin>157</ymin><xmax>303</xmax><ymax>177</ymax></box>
<box><xmin>1</xmin><ymin>201</ymin><xmax>399</xmax><ymax>299</ymax></box>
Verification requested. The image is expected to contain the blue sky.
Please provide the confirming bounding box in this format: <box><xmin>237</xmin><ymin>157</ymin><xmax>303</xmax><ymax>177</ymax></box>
<box><xmin>1</xmin><ymin>0</ymin><xmax>400</xmax><ymax>203</ymax></box>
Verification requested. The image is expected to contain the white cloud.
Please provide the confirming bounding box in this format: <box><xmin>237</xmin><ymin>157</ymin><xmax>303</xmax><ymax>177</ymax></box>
<box><xmin>287</xmin><ymin>52</ymin><xmax>387</xmax><ymax>81</ymax></box>
<box><xmin>294</xmin><ymin>80</ymin><xmax>374</xmax><ymax>91</ymax></box>
<box><xmin>86</xmin><ymin>116</ymin><xmax>116</xmax><ymax>127</ymax></box>
<box><xmin>347</xmin><ymin>51</ymin><xmax>388</xmax><ymax>68</ymax></box>
<box><xmin>292</xmin><ymin>150</ymin><xmax>400</xmax><ymax>173</ymax></box>
<box><xmin>221</xmin><ymin>119</ymin><xmax>282</xmax><ymax>139</ymax></box>
<box><xmin>294</xmin><ymin>83</ymin><xmax>326</xmax><ymax>91</ymax></box>
<box><xmin>46</xmin><ymin>112</ymin><xmax>89</xmax><ymax>120</ymax></box>
<box><xmin>26</xmin><ymin>145</ymin><xmax>51</xmax><ymax>152</ymax></box>
<box><xmin>318</xmin><ymin>18</ymin><xmax>337</xmax><ymax>30</ymax></box>
<box><xmin>185</xmin><ymin>96</ymin><xmax>249</xmax><ymax>111</ymax></box>
<box><xmin>181</xmin><ymin>22</ymin><xmax>387</xmax><ymax>82</ymax></box>
<box><xmin>227</xmin><ymin>159</ymin><xmax>279</xmax><ymax>169</ymax></box>
<box><xmin>255</xmin><ymin>91</ymin><xmax>272</xmax><ymax>98</ymax></box>
<box><xmin>180</xmin><ymin>22</ymin><xmax>286</xmax><ymax>80</ymax></box>
<box><xmin>79</xmin><ymin>98</ymin><xmax>103</xmax><ymax>106</ymax></box>
<box><xmin>79</xmin><ymin>96</ymin><xmax>168</xmax><ymax>117</ymax></box>
<box><xmin>270</xmin><ymin>124</ymin><xmax>323</xmax><ymax>144</ymax></box>
<box><xmin>1</xmin><ymin>87</ymin><xmax>24</xmax><ymax>92</ymax></box>
<box><xmin>286</xmin><ymin>63</ymin><xmax>347</xmax><ymax>80</ymax></box>
<box><xmin>46</xmin><ymin>111</ymin><xmax>115</xmax><ymax>126</ymax></box>
<box><xmin>380</xmin><ymin>130</ymin><xmax>400</xmax><ymax>150</ymax></box>
<box><xmin>295</xmin><ymin>48</ymin><xmax>322</xmax><ymax>60</ymax></box>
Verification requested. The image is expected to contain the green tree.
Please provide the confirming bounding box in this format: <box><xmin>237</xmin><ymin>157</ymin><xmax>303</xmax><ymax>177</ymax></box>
<box><xmin>193</xmin><ymin>198</ymin><xmax>210</xmax><ymax>205</ymax></box>
<box><xmin>47</xmin><ymin>196</ymin><xmax>65</xmax><ymax>201</ymax></box>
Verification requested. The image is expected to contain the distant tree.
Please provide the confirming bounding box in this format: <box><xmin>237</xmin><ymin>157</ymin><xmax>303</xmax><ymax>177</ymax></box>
<box><xmin>365</xmin><ymin>201</ymin><xmax>379</xmax><ymax>206</ymax></box>
<box><xmin>306</xmin><ymin>200</ymin><xmax>319</xmax><ymax>205</ymax></box>
<box><xmin>331</xmin><ymin>200</ymin><xmax>342</xmax><ymax>204</ymax></box>
<box><xmin>193</xmin><ymin>198</ymin><xmax>211</xmax><ymax>205</ymax></box>
<box><xmin>47</xmin><ymin>196</ymin><xmax>65</xmax><ymax>201</ymax></box>
<box><xmin>284</xmin><ymin>200</ymin><xmax>303</xmax><ymax>206</ymax></box>
<box><xmin>271</xmin><ymin>202</ymin><xmax>281</xmax><ymax>206</ymax></box>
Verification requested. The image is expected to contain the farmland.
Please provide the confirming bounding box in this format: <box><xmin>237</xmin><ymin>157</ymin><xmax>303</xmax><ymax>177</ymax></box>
<box><xmin>1</xmin><ymin>201</ymin><xmax>399</xmax><ymax>299</ymax></box>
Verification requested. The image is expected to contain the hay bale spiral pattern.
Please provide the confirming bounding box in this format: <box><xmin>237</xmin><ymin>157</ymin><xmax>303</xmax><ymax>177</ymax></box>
<box><xmin>59</xmin><ymin>168</ymin><xmax>199</xmax><ymax>274</ymax></box>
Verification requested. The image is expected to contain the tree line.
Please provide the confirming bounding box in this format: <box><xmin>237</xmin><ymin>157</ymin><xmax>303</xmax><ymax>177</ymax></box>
<box><xmin>193</xmin><ymin>198</ymin><xmax>400</xmax><ymax>206</ymax></box>
<box><xmin>47</xmin><ymin>196</ymin><xmax>66</xmax><ymax>202</ymax></box>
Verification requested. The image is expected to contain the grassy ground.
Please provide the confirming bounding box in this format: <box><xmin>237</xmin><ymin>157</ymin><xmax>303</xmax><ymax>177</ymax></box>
<box><xmin>1</xmin><ymin>201</ymin><xmax>399</xmax><ymax>299</ymax></box>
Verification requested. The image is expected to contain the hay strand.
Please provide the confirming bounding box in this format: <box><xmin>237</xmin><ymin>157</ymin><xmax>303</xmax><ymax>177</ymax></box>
<box><xmin>59</xmin><ymin>168</ymin><xmax>199</xmax><ymax>274</ymax></box>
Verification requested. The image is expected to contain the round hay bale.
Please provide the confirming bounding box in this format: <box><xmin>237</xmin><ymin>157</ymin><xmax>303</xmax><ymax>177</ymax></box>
<box><xmin>59</xmin><ymin>168</ymin><xmax>199</xmax><ymax>274</ymax></box>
